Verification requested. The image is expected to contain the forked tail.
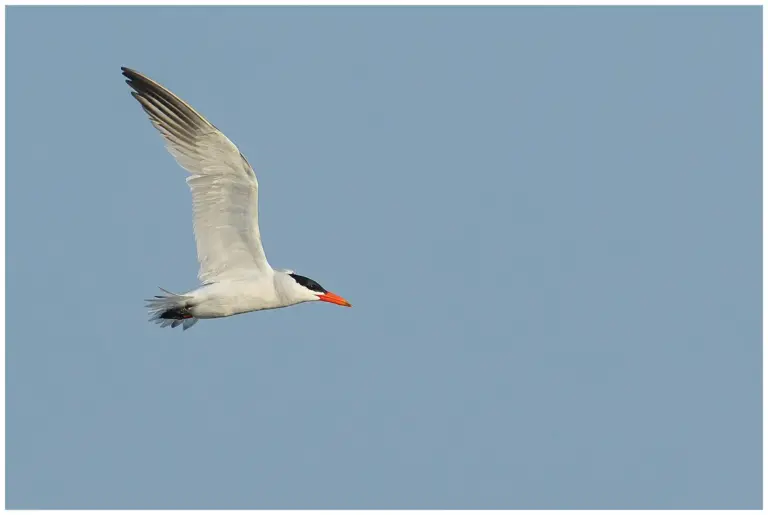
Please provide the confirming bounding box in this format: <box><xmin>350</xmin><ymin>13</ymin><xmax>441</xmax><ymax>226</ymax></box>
<box><xmin>145</xmin><ymin>288</ymin><xmax>199</xmax><ymax>330</ymax></box>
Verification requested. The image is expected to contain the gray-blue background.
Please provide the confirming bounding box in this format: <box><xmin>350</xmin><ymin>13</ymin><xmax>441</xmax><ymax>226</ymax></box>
<box><xmin>6</xmin><ymin>6</ymin><xmax>761</xmax><ymax>509</ymax></box>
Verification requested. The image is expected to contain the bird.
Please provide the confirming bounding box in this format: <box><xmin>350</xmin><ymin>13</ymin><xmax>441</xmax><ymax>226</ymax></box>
<box><xmin>122</xmin><ymin>67</ymin><xmax>351</xmax><ymax>330</ymax></box>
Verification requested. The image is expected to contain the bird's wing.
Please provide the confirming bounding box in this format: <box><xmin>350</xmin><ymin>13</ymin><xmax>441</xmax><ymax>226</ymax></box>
<box><xmin>122</xmin><ymin>67</ymin><xmax>270</xmax><ymax>283</ymax></box>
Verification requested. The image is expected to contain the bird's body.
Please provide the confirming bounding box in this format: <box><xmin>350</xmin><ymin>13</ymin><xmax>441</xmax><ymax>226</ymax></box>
<box><xmin>177</xmin><ymin>278</ymin><xmax>282</xmax><ymax>319</ymax></box>
<box><xmin>122</xmin><ymin>67</ymin><xmax>350</xmax><ymax>329</ymax></box>
<box><xmin>166</xmin><ymin>273</ymin><xmax>333</xmax><ymax>318</ymax></box>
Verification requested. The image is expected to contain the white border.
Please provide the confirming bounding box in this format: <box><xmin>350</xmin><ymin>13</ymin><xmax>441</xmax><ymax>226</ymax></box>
<box><xmin>1</xmin><ymin>1</ymin><xmax>763</xmax><ymax>514</ymax></box>
<box><xmin>762</xmin><ymin>3</ymin><xmax>766</xmax><ymax>513</ymax></box>
<box><xmin>0</xmin><ymin>4</ymin><xmax>5</xmax><ymax>513</ymax></box>
<box><xmin>2</xmin><ymin>0</ymin><xmax>766</xmax><ymax>5</ymax></box>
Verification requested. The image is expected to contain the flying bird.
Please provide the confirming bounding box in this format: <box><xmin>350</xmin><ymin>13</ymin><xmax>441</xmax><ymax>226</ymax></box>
<box><xmin>122</xmin><ymin>67</ymin><xmax>351</xmax><ymax>330</ymax></box>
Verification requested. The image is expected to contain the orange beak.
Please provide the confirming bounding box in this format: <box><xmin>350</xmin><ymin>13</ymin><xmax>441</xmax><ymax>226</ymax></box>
<box><xmin>318</xmin><ymin>291</ymin><xmax>352</xmax><ymax>307</ymax></box>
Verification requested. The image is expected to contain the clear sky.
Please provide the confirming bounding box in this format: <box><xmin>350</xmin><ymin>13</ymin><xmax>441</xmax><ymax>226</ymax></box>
<box><xmin>6</xmin><ymin>6</ymin><xmax>761</xmax><ymax>509</ymax></box>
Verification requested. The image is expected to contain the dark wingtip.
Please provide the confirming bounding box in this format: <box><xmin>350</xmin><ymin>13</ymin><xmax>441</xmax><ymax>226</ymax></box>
<box><xmin>121</xmin><ymin>67</ymin><xmax>143</xmax><ymax>84</ymax></box>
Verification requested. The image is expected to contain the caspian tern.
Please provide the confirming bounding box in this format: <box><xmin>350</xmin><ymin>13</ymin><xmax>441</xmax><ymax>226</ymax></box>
<box><xmin>122</xmin><ymin>67</ymin><xmax>351</xmax><ymax>330</ymax></box>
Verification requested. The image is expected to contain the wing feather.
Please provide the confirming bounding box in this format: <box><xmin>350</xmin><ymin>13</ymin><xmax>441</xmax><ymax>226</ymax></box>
<box><xmin>122</xmin><ymin>67</ymin><xmax>270</xmax><ymax>282</ymax></box>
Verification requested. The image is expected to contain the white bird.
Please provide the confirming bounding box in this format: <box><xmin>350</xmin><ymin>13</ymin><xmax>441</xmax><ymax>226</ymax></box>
<box><xmin>122</xmin><ymin>67</ymin><xmax>351</xmax><ymax>330</ymax></box>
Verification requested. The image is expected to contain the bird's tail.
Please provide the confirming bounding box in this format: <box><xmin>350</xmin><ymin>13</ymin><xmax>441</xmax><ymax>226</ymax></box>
<box><xmin>144</xmin><ymin>288</ymin><xmax>199</xmax><ymax>330</ymax></box>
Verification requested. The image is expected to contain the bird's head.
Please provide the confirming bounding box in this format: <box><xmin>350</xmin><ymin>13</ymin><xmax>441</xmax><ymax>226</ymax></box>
<box><xmin>284</xmin><ymin>272</ymin><xmax>352</xmax><ymax>307</ymax></box>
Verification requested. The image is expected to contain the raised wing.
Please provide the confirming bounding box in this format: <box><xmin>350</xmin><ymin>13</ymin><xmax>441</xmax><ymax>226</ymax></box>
<box><xmin>122</xmin><ymin>67</ymin><xmax>270</xmax><ymax>283</ymax></box>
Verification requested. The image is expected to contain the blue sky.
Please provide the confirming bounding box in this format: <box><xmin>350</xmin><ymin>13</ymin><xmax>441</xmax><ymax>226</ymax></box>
<box><xmin>6</xmin><ymin>6</ymin><xmax>762</xmax><ymax>509</ymax></box>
